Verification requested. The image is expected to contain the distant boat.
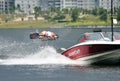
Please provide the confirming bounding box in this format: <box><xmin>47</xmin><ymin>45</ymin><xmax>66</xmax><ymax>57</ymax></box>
<box><xmin>61</xmin><ymin>31</ymin><xmax>120</xmax><ymax>64</ymax></box>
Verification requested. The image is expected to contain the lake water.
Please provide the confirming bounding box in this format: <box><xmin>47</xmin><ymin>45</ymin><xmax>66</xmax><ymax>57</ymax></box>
<box><xmin>0</xmin><ymin>27</ymin><xmax>120</xmax><ymax>81</ymax></box>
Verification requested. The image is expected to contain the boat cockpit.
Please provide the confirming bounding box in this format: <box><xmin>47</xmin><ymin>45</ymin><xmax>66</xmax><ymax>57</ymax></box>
<box><xmin>80</xmin><ymin>32</ymin><xmax>120</xmax><ymax>43</ymax></box>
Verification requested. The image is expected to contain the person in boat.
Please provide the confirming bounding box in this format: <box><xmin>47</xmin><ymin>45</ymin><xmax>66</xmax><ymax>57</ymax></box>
<box><xmin>80</xmin><ymin>32</ymin><xmax>89</xmax><ymax>42</ymax></box>
<box><xmin>39</xmin><ymin>30</ymin><xmax>58</xmax><ymax>40</ymax></box>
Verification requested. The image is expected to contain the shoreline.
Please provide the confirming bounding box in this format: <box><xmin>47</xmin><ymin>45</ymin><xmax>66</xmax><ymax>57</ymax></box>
<box><xmin>0</xmin><ymin>25</ymin><xmax>120</xmax><ymax>29</ymax></box>
<box><xmin>0</xmin><ymin>20</ymin><xmax>120</xmax><ymax>28</ymax></box>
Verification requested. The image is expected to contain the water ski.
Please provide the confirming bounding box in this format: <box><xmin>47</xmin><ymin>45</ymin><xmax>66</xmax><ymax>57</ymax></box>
<box><xmin>40</xmin><ymin>35</ymin><xmax>59</xmax><ymax>41</ymax></box>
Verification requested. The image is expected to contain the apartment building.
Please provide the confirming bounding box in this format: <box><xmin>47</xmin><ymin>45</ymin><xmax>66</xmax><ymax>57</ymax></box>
<box><xmin>61</xmin><ymin>0</ymin><xmax>120</xmax><ymax>10</ymax></box>
<box><xmin>0</xmin><ymin>0</ymin><xmax>120</xmax><ymax>14</ymax></box>
<box><xmin>48</xmin><ymin>0</ymin><xmax>61</xmax><ymax>9</ymax></box>
<box><xmin>40</xmin><ymin>0</ymin><xmax>48</xmax><ymax>11</ymax></box>
<box><xmin>61</xmin><ymin>0</ymin><xmax>77</xmax><ymax>9</ymax></box>
<box><xmin>60</xmin><ymin>0</ymin><xmax>98</xmax><ymax>10</ymax></box>
<box><xmin>77</xmin><ymin>0</ymin><xmax>98</xmax><ymax>10</ymax></box>
<box><xmin>99</xmin><ymin>0</ymin><xmax>120</xmax><ymax>10</ymax></box>
<box><xmin>15</xmin><ymin>0</ymin><xmax>40</xmax><ymax>15</ymax></box>
<box><xmin>0</xmin><ymin>0</ymin><xmax>14</xmax><ymax>14</ymax></box>
<box><xmin>15</xmin><ymin>0</ymin><xmax>61</xmax><ymax>14</ymax></box>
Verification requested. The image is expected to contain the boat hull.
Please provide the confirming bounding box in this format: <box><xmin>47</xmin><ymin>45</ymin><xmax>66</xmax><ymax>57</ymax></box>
<box><xmin>62</xmin><ymin>43</ymin><xmax>120</xmax><ymax>64</ymax></box>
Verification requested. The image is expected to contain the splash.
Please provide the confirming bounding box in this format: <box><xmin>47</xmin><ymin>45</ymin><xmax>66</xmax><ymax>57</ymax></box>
<box><xmin>0</xmin><ymin>46</ymin><xmax>82</xmax><ymax>65</ymax></box>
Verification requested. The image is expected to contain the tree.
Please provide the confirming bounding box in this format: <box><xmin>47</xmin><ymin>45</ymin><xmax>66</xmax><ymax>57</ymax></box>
<box><xmin>71</xmin><ymin>8</ymin><xmax>79</xmax><ymax>22</ymax></box>
<box><xmin>62</xmin><ymin>8</ymin><xmax>69</xmax><ymax>14</ymax></box>
<box><xmin>99</xmin><ymin>11</ymin><xmax>107</xmax><ymax>21</ymax></box>
<box><xmin>9</xmin><ymin>4</ymin><xmax>15</xmax><ymax>14</ymax></box>
<box><xmin>98</xmin><ymin>8</ymin><xmax>107</xmax><ymax>21</ymax></box>
<box><xmin>98</xmin><ymin>8</ymin><xmax>103</xmax><ymax>15</ymax></box>
<box><xmin>34</xmin><ymin>7</ymin><xmax>41</xmax><ymax>20</ymax></box>
<box><xmin>55</xmin><ymin>8</ymin><xmax>61</xmax><ymax>16</ymax></box>
<box><xmin>117</xmin><ymin>8</ymin><xmax>120</xmax><ymax>21</ymax></box>
<box><xmin>92</xmin><ymin>8</ymin><xmax>98</xmax><ymax>16</ymax></box>
<box><xmin>53</xmin><ymin>15</ymin><xmax>65</xmax><ymax>21</ymax></box>
<box><xmin>16</xmin><ymin>4</ymin><xmax>21</xmax><ymax>11</ymax></box>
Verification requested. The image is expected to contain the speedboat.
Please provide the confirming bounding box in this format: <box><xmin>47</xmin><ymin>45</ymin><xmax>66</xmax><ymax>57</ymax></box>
<box><xmin>62</xmin><ymin>0</ymin><xmax>120</xmax><ymax>65</ymax></box>
<box><xmin>61</xmin><ymin>31</ymin><xmax>120</xmax><ymax>64</ymax></box>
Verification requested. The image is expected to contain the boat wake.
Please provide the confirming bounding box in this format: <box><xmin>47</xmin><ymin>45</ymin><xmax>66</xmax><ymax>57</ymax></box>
<box><xmin>0</xmin><ymin>35</ymin><xmax>90</xmax><ymax>66</ymax></box>
<box><xmin>0</xmin><ymin>46</ymin><xmax>86</xmax><ymax>65</ymax></box>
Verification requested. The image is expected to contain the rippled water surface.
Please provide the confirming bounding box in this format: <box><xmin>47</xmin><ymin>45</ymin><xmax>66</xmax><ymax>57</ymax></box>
<box><xmin>0</xmin><ymin>28</ymin><xmax>120</xmax><ymax>81</ymax></box>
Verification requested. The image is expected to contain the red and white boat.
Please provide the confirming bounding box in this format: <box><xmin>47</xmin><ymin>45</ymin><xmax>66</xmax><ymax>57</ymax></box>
<box><xmin>62</xmin><ymin>0</ymin><xmax>120</xmax><ymax>65</ymax></box>
<box><xmin>61</xmin><ymin>31</ymin><xmax>120</xmax><ymax>64</ymax></box>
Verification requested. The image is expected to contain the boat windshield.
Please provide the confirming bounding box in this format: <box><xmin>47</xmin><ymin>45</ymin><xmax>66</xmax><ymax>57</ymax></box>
<box><xmin>85</xmin><ymin>32</ymin><xmax>103</xmax><ymax>40</ymax></box>
<box><xmin>80</xmin><ymin>32</ymin><xmax>120</xmax><ymax>43</ymax></box>
<box><xmin>102</xmin><ymin>32</ymin><xmax>120</xmax><ymax>40</ymax></box>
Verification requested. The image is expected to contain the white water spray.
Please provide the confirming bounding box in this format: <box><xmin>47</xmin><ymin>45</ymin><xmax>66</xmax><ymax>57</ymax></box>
<box><xmin>0</xmin><ymin>46</ymin><xmax>80</xmax><ymax>65</ymax></box>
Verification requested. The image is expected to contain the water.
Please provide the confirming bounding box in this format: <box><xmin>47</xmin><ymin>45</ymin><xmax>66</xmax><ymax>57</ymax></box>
<box><xmin>0</xmin><ymin>46</ymin><xmax>77</xmax><ymax>65</ymax></box>
<box><xmin>0</xmin><ymin>65</ymin><xmax>120</xmax><ymax>81</ymax></box>
<box><xmin>0</xmin><ymin>28</ymin><xmax>120</xmax><ymax>81</ymax></box>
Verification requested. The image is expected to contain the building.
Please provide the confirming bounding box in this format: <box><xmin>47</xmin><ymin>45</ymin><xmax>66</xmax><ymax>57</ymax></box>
<box><xmin>77</xmin><ymin>0</ymin><xmax>98</xmax><ymax>10</ymax></box>
<box><xmin>0</xmin><ymin>0</ymin><xmax>14</xmax><ymax>14</ymax></box>
<box><xmin>61</xmin><ymin>0</ymin><xmax>120</xmax><ymax>11</ymax></box>
<box><xmin>99</xmin><ymin>0</ymin><xmax>120</xmax><ymax>10</ymax></box>
<box><xmin>0</xmin><ymin>0</ymin><xmax>120</xmax><ymax>14</ymax></box>
<box><xmin>15</xmin><ymin>0</ymin><xmax>40</xmax><ymax>15</ymax></box>
<box><xmin>61</xmin><ymin>0</ymin><xmax>77</xmax><ymax>9</ymax></box>
<box><xmin>60</xmin><ymin>0</ymin><xmax>98</xmax><ymax>10</ymax></box>
<box><xmin>48</xmin><ymin>0</ymin><xmax>61</xmax><ymax>9</ymax></box>
<box><xmin>40</xmin><ymin>0</ymin><xmax>48</xmax><ymax>11</ymax></box>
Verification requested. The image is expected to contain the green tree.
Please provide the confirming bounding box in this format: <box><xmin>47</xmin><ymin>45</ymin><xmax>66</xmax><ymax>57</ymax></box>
<box><xmin>98</xmin><ymin>8</ymin><xmax>106</xmax><ymax>15</ymax></box>
<box><xmin>62</xmin><ymin>8</ymin><xmax>69</xmax><ymax>14</ymax></box>
<box><xmin>97</xmin><ymin>8</ymin><xmax>107</xmax><ymax>21</ymax></box>
<box><xmin>99</xmin><ymin>11</ymin><xmax>107</xmax><ymax>21</ymax></box>
<box><xmin>34</xmin><ymin>7</ymin><xmax>41</xmax><ymax>20</ymax></box>
<box><xmin>9</xmin><ymin>4</ymin><xmax>15</xmax><ymax>14</ymax></box>
<box><xmin>53</xmin><ymin>15</ymin><xmax>65</xmax><ymax>21</ymax></box>
<box><xmin>16</xmin><ymin>4</ymin><xmax>21</xmax><ymax>12</ymax></box>
<box><xmin>71</xmin><ymin>8</ymin><xmax>79</xmax><ymax>22</ymax></box>
<box><xmin>117</xmin><ymin>8</ymin><xmax>120</xmax><ymax>21</ymax></box>
<box><xmin>55</xmin><ymin>8</ymin><xmax>61</xmax><ymax>16</ymax></box>
<box><xmin>92</xmin><ymin>8</ymin><xmax>98</xmax><ymax>16</ymax></box>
